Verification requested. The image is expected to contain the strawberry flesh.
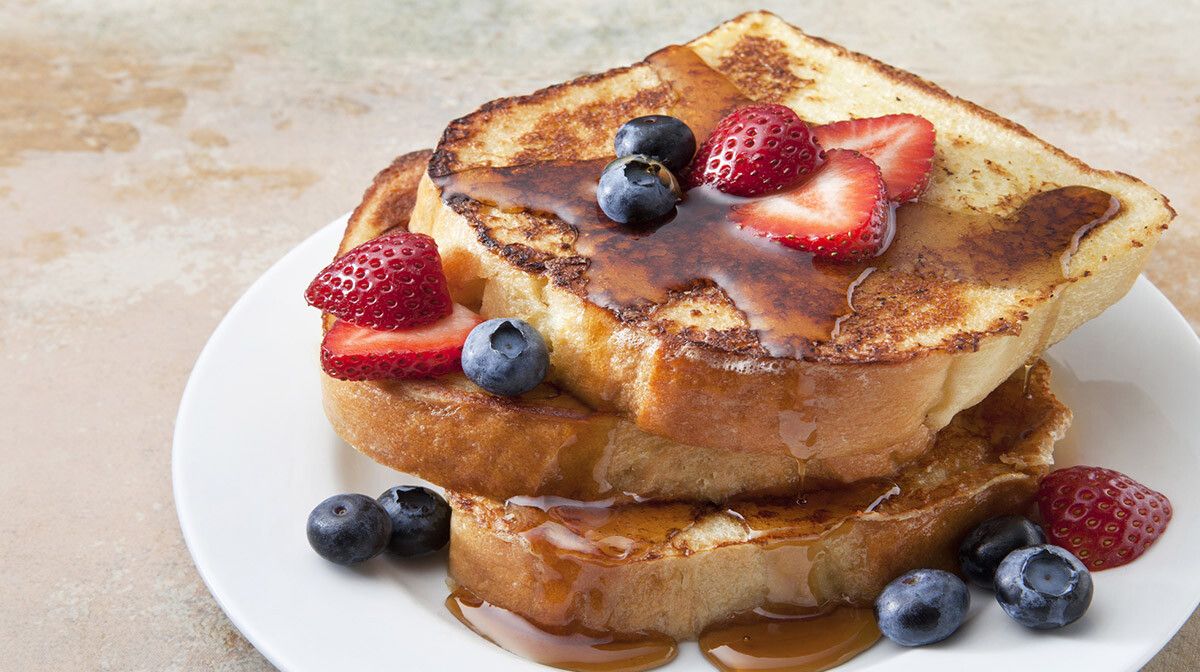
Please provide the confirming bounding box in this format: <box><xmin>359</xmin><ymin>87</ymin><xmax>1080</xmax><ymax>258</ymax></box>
<box><xmin>321</xmin><ymin>304</ymin><xmax>482</xmax><ymax>381</ymax></box>
<box><xmin>306</xmin><ymin>231</ymin><xmax>453</xmax><ymax>331</ymax></box>
<box><xmin>813</xmin><ymin>114</ymin><xmax>936</xmax><ymax>202</ymax></box>
<box><xmin>686</xmin><ymin>103</ymin><xmax>822</xmax><ymax>197</ymax></box>
<box><xmin>731</xmin><ymin>149</ymin><xmax>892</xmax><ymax>261</ymax></box>
<box><xmin>1037</xmin><ymin>465</ymin><xmax>1172</xmax><ymax>571</ymax></box>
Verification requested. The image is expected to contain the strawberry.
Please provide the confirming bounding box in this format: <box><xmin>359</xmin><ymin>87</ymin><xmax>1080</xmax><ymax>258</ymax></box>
<box><xmin>321</xmin><ymin>304</ymin><xmax>482</xmax><ymax>381</ymax></box>
<box><xmin>305</xmin><ymin>231</ymin><xmax>453</xmax><ymax>331</ymax></box>
<box><xmin>686</xmin><ymin>103</ymin><xmax>822</xmax><ymax>196</ymax></box>
<box><xmin>812</xmin><ymin>114</ymin><xmax>936</xmax><ymax>202</ymax></box>
<box><xmin>731</xmin><ymin>149</ymin><xmax>892</xmax><ymax>261</ymax></box>
<box><xmin>1037</xmin><ymin>466</ymin><xmax>1173</xmax><ymax>571</ymax></box>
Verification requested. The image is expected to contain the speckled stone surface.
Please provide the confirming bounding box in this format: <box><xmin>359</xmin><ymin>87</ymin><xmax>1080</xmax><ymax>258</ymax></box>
<box><xmin>1</xmin><ymin>1</ymin><xmax>1196</xmax><ymax>669</ymax></box>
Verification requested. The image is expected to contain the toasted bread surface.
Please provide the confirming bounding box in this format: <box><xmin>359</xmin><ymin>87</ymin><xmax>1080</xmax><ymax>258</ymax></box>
<box><xmin>448</xmin><ymin>362</ymin><xmax>1068</xmax><ymax>640</ymax></box>
<box><xmin>409</xmin><ymin>10</ymin><xmax>1170</xmax><ymax>458</ymax></box>
<box><xmin>338</xmin><ymin>149</ymin><xmax>433</xmax><ymax>257</ymax></box>
<box><xmin>323</xmin><ymin>371</ymin><xmax>932</xmax><ymax>501</ymax></box>
<box><xmin>322</xmin><ymin>149</ymin><xmax>933</xmax><ymax>501</ymax></box>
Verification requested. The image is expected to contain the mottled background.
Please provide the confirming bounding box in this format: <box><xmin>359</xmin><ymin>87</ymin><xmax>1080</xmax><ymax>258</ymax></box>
<box><xmin>1</xmin><ymin>1</ymin><xmax>1196</xmax><ymax>669</ymax></box>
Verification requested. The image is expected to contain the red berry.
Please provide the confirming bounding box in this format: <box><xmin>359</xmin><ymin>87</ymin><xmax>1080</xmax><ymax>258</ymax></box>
<box><xmin>731</xmin><ymin>149</ymin><xmax>892</xmax><ymax>261</ymax></box>
<box><xmin>305</xmin><ymin>231</ymin><xmax>453</xmax><ymax>330</ymax></box>
<box><xmin>812</xmin><ymin>114</ymin><xmax>936</xmax><ymax>202</ymax></box>
<box><xmin>1037</xmin><ymin>466</ymin><xmax>1172</xmax><ymax>571</ymax></box>
<box><xmin>686</xmin><ymin>103</ymin><xmax>822</xmax><ymax>196</ymax></box>
<box><xmin>321</xmin><ymin>304</ymin><xmax>482</xmax><ymax>381</ymax></box>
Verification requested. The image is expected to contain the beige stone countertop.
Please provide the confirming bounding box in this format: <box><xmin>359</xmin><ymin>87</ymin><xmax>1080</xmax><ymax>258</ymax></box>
<box><xmin>1</xmin><ymin>1</ymin><xmax>1196</xmax><ymax>669</ymax></box>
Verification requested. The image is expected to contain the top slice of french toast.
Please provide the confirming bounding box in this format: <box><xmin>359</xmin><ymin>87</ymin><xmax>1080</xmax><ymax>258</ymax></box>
<box><xmin>408</xmin><ymin>11</ymin><xmax>1171</xmax><ymax>456</ymax></box>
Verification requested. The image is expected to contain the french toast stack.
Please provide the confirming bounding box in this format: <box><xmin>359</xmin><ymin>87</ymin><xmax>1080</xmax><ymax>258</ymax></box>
<box><xmin>318</xmin><ymin>10</ymin><xmax>1171</xmax><ymax>650</ymax></box>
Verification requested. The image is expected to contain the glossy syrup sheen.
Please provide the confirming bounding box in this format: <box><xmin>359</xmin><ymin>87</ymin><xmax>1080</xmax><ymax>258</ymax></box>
<box><xmin>446</xmin><ymin>587</ymin><xmax>677</xmax><ymax>672</ymax></box>
<box><xmin>434</xmin><ymin>43</ymin><xmax>1121</xmax><ymax>359</ymax></box>
<box><xmin>438</xmin><ymin>160</ymin><xmax>1119</xmax><ymax>358</ymax></box>
<box><xmin>447</xmin><ymin>585</ymin><xmax>877</xmax><ymax>672</ymax></box>
<box><xmin>446</xmin><ymin>359</ymin><xmax>1057</xmax><ymax>671</ymax></box>
<box><xmin>643</xmin><ymin>45</ymin><xmax>751</xmax><ymax>141</ymax></box>
<box><xmin>498</xmin><ymin>482</ymin><xmax>898</xmax><ymax>615</ymax></box>
<box><xmin>699</xmin><ymin>606</ymin><xmax>880</xmax><ymax>672</ymax></box>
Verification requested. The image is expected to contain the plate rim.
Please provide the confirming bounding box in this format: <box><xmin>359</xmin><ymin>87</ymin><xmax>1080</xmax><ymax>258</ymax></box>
<box><xmin>173</xmin><ymin>217</ymin><xmax>350</xmax><ymax>670</ymax></box>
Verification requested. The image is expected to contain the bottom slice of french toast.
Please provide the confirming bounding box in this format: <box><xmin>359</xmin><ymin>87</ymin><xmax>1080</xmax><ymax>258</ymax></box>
<box><xmin>448</xmin><ymin>361</ymin><xmax>1067</xmax><ymax>641</ymax></box>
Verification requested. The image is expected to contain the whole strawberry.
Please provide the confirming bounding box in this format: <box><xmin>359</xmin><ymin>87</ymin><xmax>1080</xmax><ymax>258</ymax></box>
<box><xmin>305</xmin><ymin>231</ymin><xmax>453</xmax><ymax>330</ymax></box>
<box><xmin>1037</xmin><ymin>466</ymin><xmax>1172</xmax><ymax>571</ymax></box>
<box><xmin>687</xmin><ymin>103</ymin><xmax>822</xmax><ymax>196</ymax></box>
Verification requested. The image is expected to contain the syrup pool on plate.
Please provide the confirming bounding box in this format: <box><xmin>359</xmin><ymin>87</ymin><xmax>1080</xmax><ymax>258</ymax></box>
<box><xmin>699</xmin><ymin>605</ymin><xmax>881</xmax><ymax>672</ymax></box>
<box><xmin>446</xmin><ymin>587</ymin><xmax>677</xmax><ymax>672</ymax></box>
<box><xmin>447</xmin><ymin>587</ymin><xmax>880</xmax><ymax>672</ymax></box>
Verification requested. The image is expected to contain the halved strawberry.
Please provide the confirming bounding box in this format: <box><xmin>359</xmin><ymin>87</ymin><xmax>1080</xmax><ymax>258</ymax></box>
<box><xmin>731</xmin><ymin>149</ymin><xmax>892</xmax><ymax>261</ymax></box>
<box><xmin>321</xmin><ymin>304</ymin><xmax>482</xmax><ymax>381</ymax></box>
<box><xmin>305</xmin><ymin>231</ymin><xmax>453</xmax><ymax>331</ymax></box>
<box><xmin>812</xmin><ymin>114</ymin><xmax>935</xmax><ymax>202</ymax></box>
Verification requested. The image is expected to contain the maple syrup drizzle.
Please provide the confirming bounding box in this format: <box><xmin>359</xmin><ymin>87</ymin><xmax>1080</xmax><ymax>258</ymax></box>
<box><xmin>644</xmin><ymin>45</ymin><xmax>752</xmax><ymax>141</ymax></box>
<box><xmin>446</xmin><ymin>587</ymin><xmax>677</xmax><ymax>672</ymax></box>
<box><xmin>438</xmin><ymin>158</ymin><xmax>1119</xmax><ymax>359</ymax></box>
<box><xmin>434</xmin><ymin>44</ymin><xmax>1122</xmax><ymax>358</ymax></box>
<box><xmin>496</xmin><ymin>483</ymin><xmax>898</xmax><ymax>615</ymax></box>
<box><xmin>447</xmin><ymin>586</ymin><xmax>878</xmax><ymax>672</ymax></box>
<box><xmin>699</xmin><ymin>606</ymin><xmax>880</xmax><ymax>672</ymax></box>
<box><xmin>446</xmin><ymin>364</ymin><xmax>1061</xmax><ymax>670</ymax></box>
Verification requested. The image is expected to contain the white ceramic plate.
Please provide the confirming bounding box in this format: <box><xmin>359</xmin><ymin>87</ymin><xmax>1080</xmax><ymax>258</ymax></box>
<box><xmin>174</xmin><ymin>214</ymin><xmax>1200</xmax><ymax>672</ymax></box>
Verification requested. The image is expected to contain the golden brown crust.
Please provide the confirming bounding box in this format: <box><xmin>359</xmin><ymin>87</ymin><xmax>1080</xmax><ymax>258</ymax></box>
<box><xmin>429</xmin><ymin>65</ymin><xmax>660</xmax><ymax>179</ymax></box>
<box><xmin>721</xmin><ymin>11</ymin><xmax>1170</xmax><ymax>209</ymax></box>
<box><xmin>715</xmin><ymin>33</ymin><xmax>814</xmax><ymax>102</ymax></box>
<box><xmin>340</xmin><ymin>148</ymin><xmax>432</xmax><ymax>254</ymax></box>
<box><xmin>322</xmin><ymin>371</ymin><xmax>935</xmax><ymax>502</ymax></box>
<box><xmin>321</xmin><ymin>149</ymin><xmax>432</xmax><ymax>333</ymax></box>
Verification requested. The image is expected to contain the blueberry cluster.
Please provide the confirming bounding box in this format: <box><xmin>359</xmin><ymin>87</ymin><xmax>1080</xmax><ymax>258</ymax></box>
<box><xmin>597</xmin><ymin>115</ymin><xmax>695</xmax><ymax>224</ymax></box>
<box><xmin>876</xmin><ymin>515</ymin><xmax>1093</xmax><ymax>647</ymax></box>
<box><xmin>307</xmin><ymin>486</ymin><xmax>452</xmax><ymax>566</ymax></box>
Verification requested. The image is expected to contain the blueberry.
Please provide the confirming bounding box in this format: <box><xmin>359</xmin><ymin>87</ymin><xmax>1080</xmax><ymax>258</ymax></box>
<box><xmin>462</xmin><ymin>318</ymin><xmax>549</xmax><ymax>396</ymax></box>
<box><xmin>959</xmin><ymin>515</ymin><xmax>1046</xmax><ymax>588</ymax></box>
<box><xmin>994</xmin><ymin>544</ymin><xmax>1092</xmax><ymax>629</ymax></box>
<box><xmin>875</xmin><ymin>569</ymin><xmax>970</xmax><ymax>646</ymax></box>
<box><xmin>614</xmin><ymin>115</ymin><xmax>696</xmax><ymax>172</ymax></box>
<box><xmin>306</xmin><ymin>494</ymin><xmax>392</xmax><ymax>566</ymax></box>
<box><xmin>377</xmin><ymin>486</ymin><xmax>451</xmax><ymax>557</ymax></box>
<box><xmin>596</xmin><ymin>155</ymin><xmax>680</xmax><ymax>225</ymax></box>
